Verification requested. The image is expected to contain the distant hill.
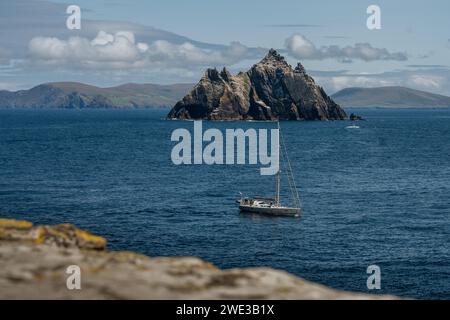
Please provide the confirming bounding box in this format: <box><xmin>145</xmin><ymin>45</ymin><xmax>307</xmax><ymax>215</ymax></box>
<box><xmin>4</xmin><ymin>83</ymin><xmax>449</xmax><ymax>110</ymax></box>
<box><xmin>332</xmin><ymin>86</ymin><xmax>450</xmax><ymax>108</ymax></box>
<box><xmin>0</xmin><ymin>82</ymin><xmax>193</xmax><ymax>109</ymax></box>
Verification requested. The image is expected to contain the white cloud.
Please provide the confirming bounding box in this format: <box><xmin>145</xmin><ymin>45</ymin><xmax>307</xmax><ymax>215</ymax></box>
<box><xmin>28</xmin><ymin>31</ymin><xmax>249</xmax><ymax>70</ymax></box>
<box><xmin>316</xmin><ymin>75</ymin><xmax>395</xmax><ymax>92</ymax></box>
<box><xmin>90</xmin><ymin>30</ymin><xmax>115</xmax><ymax>46</ymax></box>
<box><xmin>407</xmin><ymin>75</ymin><xmax>444</xmax><ymax>90</ymax></box>
<box><xmin>285</xmin><ymin>34</ymin><xmax>316</xmax><ymax>58</ymax></box>
<box><xmin>285</xmin><ymin>34</ymin><xmax>407</xmax><ymax>62</ymax></box>
<box><xmin>145</xmin><ymin>40</ymin><xmax>248</xmax><ymax>65</ymax></box>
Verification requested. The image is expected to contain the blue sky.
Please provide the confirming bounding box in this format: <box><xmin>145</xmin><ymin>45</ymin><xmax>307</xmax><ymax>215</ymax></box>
<box><xmin>1</xmin><ymin>0</ymin><xmax>449</xmax><ymax>95</ymax></box>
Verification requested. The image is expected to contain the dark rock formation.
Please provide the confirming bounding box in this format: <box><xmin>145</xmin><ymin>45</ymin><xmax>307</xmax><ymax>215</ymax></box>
<box><xmin>168</xmin><ymin>49</ymin><xmax>347</xmax><ymax>120</ymax></box>
<box><xmin>350</xmin><ymin>113</ymin><xmax>365</xmax><ymax>121</ymax></box>
<box><xmin>0</xmin><ymin>218</ymin><xmax>397</xmax><ymax>299</ymax></box>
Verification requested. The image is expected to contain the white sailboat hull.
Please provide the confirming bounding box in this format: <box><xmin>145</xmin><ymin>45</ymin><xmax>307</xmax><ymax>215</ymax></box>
<box><xmin>239</xmin><ymin>204</ymin><xmax>301</xmax><ymax>217</ymax></box>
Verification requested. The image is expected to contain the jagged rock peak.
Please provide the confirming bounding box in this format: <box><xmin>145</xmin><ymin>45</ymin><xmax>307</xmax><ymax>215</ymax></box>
<box><xmin>259</xmin><ymin>48</ymin><xmax>290</xmax><ymax>66</ymax></box>
<box><xmin>294</xmin><ymin>62</ymin><xmax>306</xmax><ymax>74</ymax></box>
<box><xmin>168</xmin><ymin>49</ymin><xmax>348</xmax><ymax>121</ymax></box>
<box><xmin>204</xmin><ymin>68</ymin><xmax>221</xmax><ymax>82</ymax></box>
<box><xmin>265</xmin><ymin>48</ymin><xmax>284</xmax><ymax>61</ymax></box>
<box><xmin>220</xmin><ymin>67</ymin><xmax>232</xmax><ymax>82</ymax></box>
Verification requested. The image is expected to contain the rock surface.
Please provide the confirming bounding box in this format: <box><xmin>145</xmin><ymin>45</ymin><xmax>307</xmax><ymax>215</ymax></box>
<box><xmin>349</xmin><ymin>113</ymin><xmax>365</xmax><ymax>121</ymax></box>
<box><xmin>0</xmin><ymin>218</ymin><xmax>396</xmax><ymax>299</ymax></box>
<box><xmin>168</xmin><ymin>49</ymin><xmax>347</xmax><ymax>121</ymax></box>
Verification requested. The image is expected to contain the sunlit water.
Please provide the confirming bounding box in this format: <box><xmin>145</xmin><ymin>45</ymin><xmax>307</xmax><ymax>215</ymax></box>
<box><xmin>1</xmin><ymin>108</ymin><xmax>449</xmax><ymax>299</ymax></box>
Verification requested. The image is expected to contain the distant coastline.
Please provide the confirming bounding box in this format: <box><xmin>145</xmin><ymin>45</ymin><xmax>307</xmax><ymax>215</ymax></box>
<box><xmin>0</xmin><ymin>82</ymin><xmax>193</xmax><ymax>109</ymax></box>
<box><xmin>344</xmin><ymin>106</ymin><xmax>450</xmax><ymax>109</ymax></box>
<box><xmin>332</xmin><ymin>86</ymin><xmax>450</xmax><ymax>109</ymax></box>
<box><xmin>1</xmin><ymin>82</ymin><xmax>450</xmax><ymax>110</ymax></box>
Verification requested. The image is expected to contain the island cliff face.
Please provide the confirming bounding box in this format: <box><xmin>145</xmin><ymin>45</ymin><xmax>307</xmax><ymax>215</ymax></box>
<box><xmin>168</xmin><ymin>49</ymin><xmax>347</xmax><ymax>120</ymax></box>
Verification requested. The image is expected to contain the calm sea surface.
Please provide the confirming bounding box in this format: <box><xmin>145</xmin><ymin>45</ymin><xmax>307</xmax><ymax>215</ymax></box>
<box><xmin>1</xmin><ymin>108</ymin><xmax>449</xmax><ymax>299</ymax></box>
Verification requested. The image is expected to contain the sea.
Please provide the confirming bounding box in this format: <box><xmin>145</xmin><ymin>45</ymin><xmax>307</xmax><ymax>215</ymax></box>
<box><xmin>1</xmin><ymin>108</ymin><xmax>449</xmax><ymax>299</ymax></box>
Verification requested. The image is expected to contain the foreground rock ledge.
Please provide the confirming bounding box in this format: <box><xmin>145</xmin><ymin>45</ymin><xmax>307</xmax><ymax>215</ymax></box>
<box><xmin>0</xmin><ymin>218</ymin><xmax>395</xmax><ymax>300</ymax></box>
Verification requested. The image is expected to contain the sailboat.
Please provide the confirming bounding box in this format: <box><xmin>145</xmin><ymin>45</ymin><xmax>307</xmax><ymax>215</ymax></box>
<box><xmin>238</xmin><ymin>122</ymin><xmax>302</xmax><ymax>217</ymax></box>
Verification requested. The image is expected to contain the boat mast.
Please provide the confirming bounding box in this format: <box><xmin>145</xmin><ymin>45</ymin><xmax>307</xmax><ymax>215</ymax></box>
<box><xmin>275</xmin><ymin>121</ymin><xmax>281</xmax><ymax>206</ymax></box>
<box><xmin>279</xmin><ymin>123</ymin><xmax>301</xmax><ymax>210</ymax></box>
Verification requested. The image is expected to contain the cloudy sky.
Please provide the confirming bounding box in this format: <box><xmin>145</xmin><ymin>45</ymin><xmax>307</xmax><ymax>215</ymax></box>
<box><xmin>1</xmin><ymin>0</ymin><xmax>450</xmax><ymax>95</ymax></box>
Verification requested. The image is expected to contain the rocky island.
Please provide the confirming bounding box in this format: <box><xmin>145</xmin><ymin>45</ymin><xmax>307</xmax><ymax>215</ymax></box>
<box><xmin>168</xmin><ymin>49</ymin><xmax>347</xmax><ymax>121</ymax></box>
<box><xmin>0</xmin><ymin>218</ymin><xmax>397</xmax><ymax>299</ymax></box>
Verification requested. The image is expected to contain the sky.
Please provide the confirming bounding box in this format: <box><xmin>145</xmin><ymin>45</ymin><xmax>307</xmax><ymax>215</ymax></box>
<box><xmin>0</xmin><ymin>0</ymin><xmax>449</xmax><ymax>95</ymax></box>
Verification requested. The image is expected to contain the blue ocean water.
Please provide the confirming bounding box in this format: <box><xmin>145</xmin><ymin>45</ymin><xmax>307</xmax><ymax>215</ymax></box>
<box><xmin>1</xmin><ymin>108</ymin><xmax>449</xmax><ymax>299</ymax></box>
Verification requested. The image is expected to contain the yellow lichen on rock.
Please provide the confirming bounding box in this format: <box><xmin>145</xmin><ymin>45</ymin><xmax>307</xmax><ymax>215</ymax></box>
<box><xmin>74</xmin><ymin>227</ymin><xmax>107</xmax><ymax>250</ymax></box>
<box><xmin>0</xmin><ymin>218</ymin><xmax>33</xmax><ymax>229</ymax></box>
<box><xmin>0</xmin><ymin>218</ymin><xmax>106</xmax><ymax>250</ymax></box>
<box><xmin>32</xmin><ymin>226</ymin><xmax>46</xmax><ymax>245</ymax></box>
<box><xmin>0</xmin><ymin>218</ymin><xmax>35</xmax><ymax>242</ymax></box>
